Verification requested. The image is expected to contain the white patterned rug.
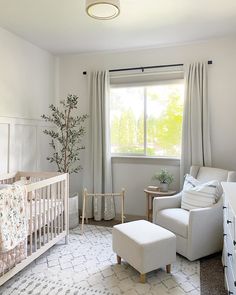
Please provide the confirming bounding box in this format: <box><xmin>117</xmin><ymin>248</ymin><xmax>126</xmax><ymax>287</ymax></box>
<box><xmin>0</xmin><ymin>225</ymin><xmax>200</xmax><ymax>295</ymax></box>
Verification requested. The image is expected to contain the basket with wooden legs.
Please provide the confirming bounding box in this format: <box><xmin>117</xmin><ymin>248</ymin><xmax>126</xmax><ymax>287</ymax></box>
<box><xmin>81</xmin><ymin>188</ymin><xmax>125</xmax><ymax>233</ymax></box>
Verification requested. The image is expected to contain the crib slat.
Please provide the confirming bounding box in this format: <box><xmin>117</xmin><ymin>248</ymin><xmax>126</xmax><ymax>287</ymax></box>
<box><xmin>57</xmin><ymin>184</ymin><xmax>59</xmax><ymax>235</ymax></box>
<box><xmin>62</xmin><ymin>180</ymin><xmax>65</xmax><ymax>232</ymax></box>
<box><xmin>43</xmin><ymin>186</ymin><xmax>45</xmax><ymax>246</ymax></box>
<box><xmin>38</xmin><ymin>188</ymin><xmax>42</xmax><ymax>248</ymax></box>
<box><xmin>34</xmin><ymin>189</ymin><xmax>37</xmax><ymax>252</ymax></box>
<box><xmin>61</xmin><ymin>181</ymin><xmax>63</xmax><ymax>233</ymax></box>
<box><xmin>52</xmin><ymin>184</ymin><xmax>55</xmax><ymax>239</ymax></box>
<box><xmin>56</xmin><ymin>183</ymin><xmax>58</xmax><ymax>235</ymax></box>
<box><xmin>51</xmin><ymin>184</ymin><xmax>54</xmax><ymax>238</ymax></box>
<box><xmin>53</xmin><ymin>183</ymin><xmax>56</xmax><ymax>238</ymax></box>
<box><xmin>47</xmin><ymin>185</ymin><xmax>50</xmax><ymax>243</ymax></box>
<box><xmin>60</xmin><ymin>181</ymin><xmax>62</xmax><ymax>234</ymax></box>
<box><xmin>50</xmin><ymin>185</ymin><xmax>53</xmax><ymax>241</ymax></box>
<box><xmin>58</xmin><ymin>182</ymin><xmax>61</xmax><ymax>234</ymax></box>
<box><xmin>29</xmin><ymin>192</ymin><xmax>33</xmax><ymax>255</ymax></box>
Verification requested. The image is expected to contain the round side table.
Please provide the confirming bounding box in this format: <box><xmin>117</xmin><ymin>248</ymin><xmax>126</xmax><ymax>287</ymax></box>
<box><xmin>144</xmin><ymin>189</ymin><xmax>176</xmax><ymax>221</ymax></box>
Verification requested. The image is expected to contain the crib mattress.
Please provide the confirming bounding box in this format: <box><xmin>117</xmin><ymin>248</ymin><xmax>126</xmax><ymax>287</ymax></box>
<box><xmin>27</xmin><ymin>199</ymin><xmax>64</xmax><ymax>233</ymax></box>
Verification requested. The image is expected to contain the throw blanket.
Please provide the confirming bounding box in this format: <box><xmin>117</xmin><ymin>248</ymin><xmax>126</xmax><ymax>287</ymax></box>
<box><xmin>0</xmin><ymin>185</ymin><xmax>27</xmax><ymax>252</ymax></box>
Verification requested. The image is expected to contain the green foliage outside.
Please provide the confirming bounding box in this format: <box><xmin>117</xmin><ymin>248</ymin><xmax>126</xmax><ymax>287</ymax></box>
<box><xmin>110</xmin><ymin>85</ymin><xmax>183</xmax><ymax>157</ymax></box>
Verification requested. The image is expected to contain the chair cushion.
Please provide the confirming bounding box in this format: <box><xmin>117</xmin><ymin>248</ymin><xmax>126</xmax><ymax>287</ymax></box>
<box><xmin>157</xmin><ymin>208</ymin><xmax>189</xmax><ymax>238</ymax></box>
<box><xmin>181</xmin><ymin>180</ymin><xmax>221</xmax><ymax>210</ymax></box>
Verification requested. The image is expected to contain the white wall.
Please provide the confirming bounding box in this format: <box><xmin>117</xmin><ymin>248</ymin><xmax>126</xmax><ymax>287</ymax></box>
<box><xmin>0</xmin><ymin>28</ymin><xmax>234</xmax><ymax>217</ymax></box>
<box><xmin>57</xmin><ymin>37</ymin><xmax>236</xmax><ymax>217</ymax></box>
<box><xmin>0</xmin><ymin>27</ymin><xmax>56</xmax><ymax>173</ymax></box>
<box><xmin>0</xmin><ymin>27</ymin><xmax>56</xmax><ymax>119</ymax></box>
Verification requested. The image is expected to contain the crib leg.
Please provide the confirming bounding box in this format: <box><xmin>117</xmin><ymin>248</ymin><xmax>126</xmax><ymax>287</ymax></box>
<box><xmin>65</xmin><ymin>235</ymin><xmax>69</xmax><ymax>244</ymax></box>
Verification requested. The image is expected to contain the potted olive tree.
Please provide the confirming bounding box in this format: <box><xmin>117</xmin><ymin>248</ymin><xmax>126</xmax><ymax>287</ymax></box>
<box><xmin>41</xmin><ymin>94</ymin><xmax>88</xmax><ymax>228</ymax></box>
<box><xmin>41</xmin><ymin>94</ymin><xmax>88</xmax><ymax>174</ymax></box>
<box><xmin>152</xmin><ymin>169</ymin><xmax>174</xmax><ymax>192</ymax></box>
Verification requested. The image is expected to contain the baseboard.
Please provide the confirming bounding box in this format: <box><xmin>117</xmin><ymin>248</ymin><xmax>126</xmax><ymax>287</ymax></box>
<box><xmin>115</xmin><ymin>213</ymin><xmax>146</xmax><ymax>222</ymax></box>
<box><xmin>78</xmin><ymin>209</ymin><xmax>145</xmax><ymax>222</ymax></box>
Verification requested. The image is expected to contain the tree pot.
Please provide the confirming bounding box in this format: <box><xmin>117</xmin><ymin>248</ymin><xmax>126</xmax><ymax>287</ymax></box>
<box><xmin>69</xmin><ymin>193</ymin><xmax>79</xmax><ymax>229</ymax></box>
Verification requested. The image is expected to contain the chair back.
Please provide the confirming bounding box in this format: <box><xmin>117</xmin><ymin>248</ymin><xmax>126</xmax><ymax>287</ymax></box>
<box><xmin>190</xmin><ymin>166</ymin><xmax>236</xmax><ymax>183</ymax></box>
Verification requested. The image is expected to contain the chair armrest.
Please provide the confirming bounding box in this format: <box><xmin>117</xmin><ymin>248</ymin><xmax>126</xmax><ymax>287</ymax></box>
<box><xmin>189</xmin><ymin>198</ymin><xmax>222</xmax><ymax>220</ymax></box>
<box><xmin>187</xmin><ymin>198</ymin><xmax>223</xmax><ymax>260</ymax></box>
<box><xmin>152</xmin><ymin>192</ymin><xmax>182</xmax><ymax>223</ymax></box>
<box><xmin>189</xmin><ymin>199</ymin><xmax>223</xmax><ymax>231</ymax></box>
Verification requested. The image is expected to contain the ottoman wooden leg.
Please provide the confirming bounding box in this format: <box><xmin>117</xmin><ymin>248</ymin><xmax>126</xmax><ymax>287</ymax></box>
<box><xmin>140</xmin><ymin>273</ymin><xmax>146</xmax><ymax>283</ymax></box>
<box><xmin>166</xmin><ymin>264</ymin><xmax>171</xmax><ymax>273</ymax></box>
<box><xmin>117</xmin><ymin>255</ymin><xmax>121</xmax><ymax>264</ymax></box>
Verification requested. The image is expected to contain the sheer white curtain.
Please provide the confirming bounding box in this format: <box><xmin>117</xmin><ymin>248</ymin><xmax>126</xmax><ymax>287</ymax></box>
<box><xmin>180</xmin><ymin>62</ymin><xmax>212</xmax><ymax>185</ymax></box>
<box><xmin>85</xmin><ymin>70</ymin><xmax>115</xmax><ymax>221</ymax></box>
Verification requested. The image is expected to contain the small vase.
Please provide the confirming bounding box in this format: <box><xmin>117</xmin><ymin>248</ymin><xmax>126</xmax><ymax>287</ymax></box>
<box><xmin>160</xmin><ymin>183</ymin><xmax>168</xmax><ymax>192</ymax></box>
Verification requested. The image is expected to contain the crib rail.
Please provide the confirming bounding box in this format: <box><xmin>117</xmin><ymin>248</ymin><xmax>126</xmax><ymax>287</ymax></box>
<box><xmin>0</xmin><ymin>172</ymin><xmax>17</xmax><ymax>184</ymax></box>
<box><xmin>0</xmin><ymin>171</ymin><xmax>69</xmax><ymax>286</ymax></box>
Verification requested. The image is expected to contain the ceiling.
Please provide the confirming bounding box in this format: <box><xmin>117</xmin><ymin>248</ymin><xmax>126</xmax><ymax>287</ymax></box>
<box><xmin>0</xmin><ymin>0</ymin><xmax>236</xmax><ymax>54</ymax></box>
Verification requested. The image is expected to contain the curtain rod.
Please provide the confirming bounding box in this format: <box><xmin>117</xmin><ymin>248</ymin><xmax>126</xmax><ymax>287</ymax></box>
<box><xmin>82</xmin><ymin>60</ymin><xmax>212</xmax><ymax>75</ymax></box>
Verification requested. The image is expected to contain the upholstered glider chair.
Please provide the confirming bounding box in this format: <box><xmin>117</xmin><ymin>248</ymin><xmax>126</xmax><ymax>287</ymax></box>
<box><xmin>153</xmin><ymin>166</ymin><xmax>236</xmax><ymax>261</ymax></box>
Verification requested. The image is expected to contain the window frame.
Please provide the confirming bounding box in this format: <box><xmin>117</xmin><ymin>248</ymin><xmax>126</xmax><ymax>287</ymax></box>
<box><xmin>109</xmin><ymin>78</ymin><xmax>184</xmax><ymax>159</ymax></box>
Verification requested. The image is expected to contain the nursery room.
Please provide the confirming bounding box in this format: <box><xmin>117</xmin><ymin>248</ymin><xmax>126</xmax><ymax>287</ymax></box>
<box><xmin>0</xmin><ymin>0</ymin><xmax>236</xmax><ymax>294</ymax></box>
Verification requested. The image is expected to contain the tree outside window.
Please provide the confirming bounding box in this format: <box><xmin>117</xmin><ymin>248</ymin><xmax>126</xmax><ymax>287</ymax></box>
<box><xmin>110</xmin><ymin>82</ymin><xmax>184</xmax><ymax>158</ymax></box>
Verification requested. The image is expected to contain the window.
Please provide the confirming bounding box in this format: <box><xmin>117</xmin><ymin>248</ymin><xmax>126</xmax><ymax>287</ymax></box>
<box><xmin>110</xmin><ymin>80</ymin><xmax>184</xmax><ymax>158</ymax></box>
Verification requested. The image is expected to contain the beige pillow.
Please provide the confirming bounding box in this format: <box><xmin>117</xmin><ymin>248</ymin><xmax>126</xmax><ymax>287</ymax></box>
<box><xmin>183</xmin><ymin>174</ymin><xmax>200</xmax><ymax>190</ymax></box>
<box><xmin>181</xmin><ymin>180</ymin><xmax>221</xmax><ymax>211</ymax></box>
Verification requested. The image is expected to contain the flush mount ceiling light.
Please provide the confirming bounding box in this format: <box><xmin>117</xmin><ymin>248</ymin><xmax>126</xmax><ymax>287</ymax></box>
<box><xmin>86</xmin><ymin>0</ymin><xmax>120</xmax><ymax>20</ymax></box>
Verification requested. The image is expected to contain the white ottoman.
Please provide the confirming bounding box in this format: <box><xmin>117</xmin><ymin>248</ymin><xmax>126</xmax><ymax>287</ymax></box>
<box><xmin>112</xmin><ymin>220</ymin><xmax>176</xmax><ymax>283</ymax></box>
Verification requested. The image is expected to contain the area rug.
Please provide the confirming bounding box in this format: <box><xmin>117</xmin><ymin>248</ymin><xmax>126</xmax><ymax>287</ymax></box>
<box><xmin>0</xmin><ymin>225</ymin><xmax>200</xmax><ymax>295</ymax></box>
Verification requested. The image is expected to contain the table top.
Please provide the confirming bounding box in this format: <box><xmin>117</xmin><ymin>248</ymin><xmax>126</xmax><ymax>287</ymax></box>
<box><xmin>144</xmin><ymin>189</ymin><xmax>176</xmax><ymax>196</ymax></box>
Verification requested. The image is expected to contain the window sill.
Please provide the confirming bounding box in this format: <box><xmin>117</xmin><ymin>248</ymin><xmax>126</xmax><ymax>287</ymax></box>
<box><xmin>111</xmin><ymin>155</ymin><xmax>180</xmax><ymax>166</ymax></box>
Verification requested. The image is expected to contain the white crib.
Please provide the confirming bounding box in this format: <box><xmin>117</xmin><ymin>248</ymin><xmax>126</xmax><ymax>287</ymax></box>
<box><xmin>0</xmin><ymin>171</ymin><xmax>69</xmax><ymax>286</ymax></box>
